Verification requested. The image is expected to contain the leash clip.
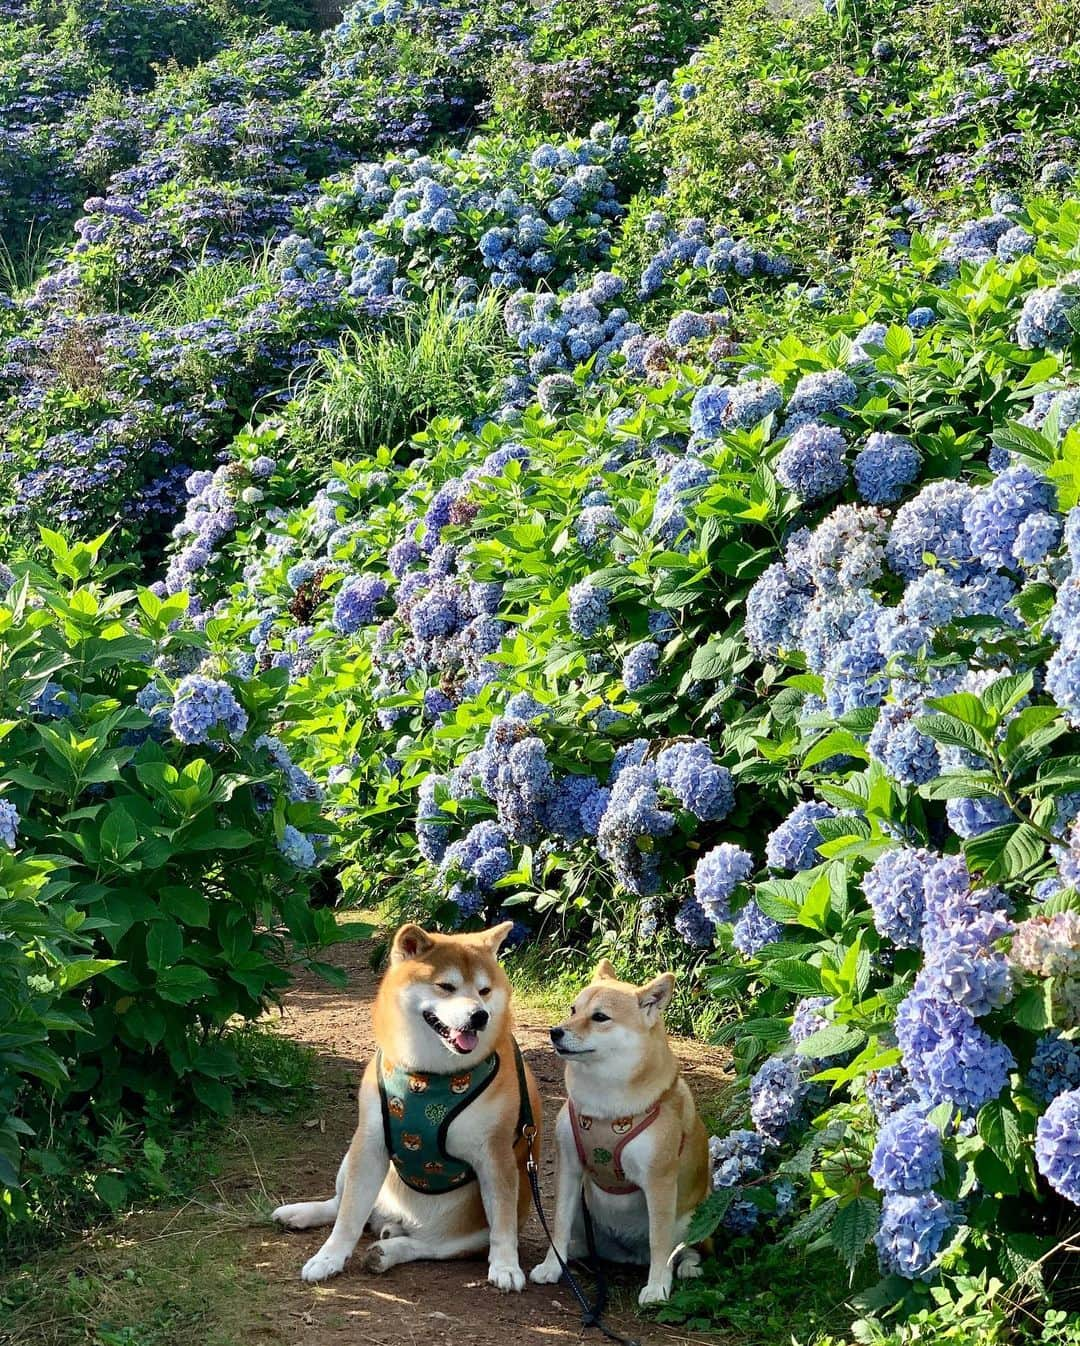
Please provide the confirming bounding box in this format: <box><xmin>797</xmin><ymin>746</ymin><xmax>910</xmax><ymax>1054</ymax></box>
<box><xmin>522</xmin><ymin>1122</ymin><xmax>538</xmax><ymax>1172</ymax></box>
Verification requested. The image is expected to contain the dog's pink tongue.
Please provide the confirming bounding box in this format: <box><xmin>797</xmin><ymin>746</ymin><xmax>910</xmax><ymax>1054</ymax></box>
<box><xmin>451</xmin><ymin>1029</ymin><xmax>478</xmax><ymax>1053</ymax></box>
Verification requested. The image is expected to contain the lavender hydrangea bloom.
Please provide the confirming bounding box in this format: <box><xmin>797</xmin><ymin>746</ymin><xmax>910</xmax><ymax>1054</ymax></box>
<box><xmin>724</xmin><ymin>378</ymin><xmax>783</xmax><ymax>431</ymax></box>
<box><xmin>1016</xmin><ymin>284</ymin><xmax>1080</xmax><ymax>350</ymax></box>
<box><xmin>1027</xmin><ymin>1033</ymin><xmax>1080</xmax><ymax>1104</ymax></box>
<box><xmin>333</xmin><ymin>574</ymin><xmax>388</xmax><ymax>634</ymax></box>
<box><xmin>596</xmin><ymin>762</ymin><xmax>674</xmax><ymax>895</ymax></box>
<box><xmin>695</xmin><ymin>843</ymin><xmax>754</xmax><ymax>923</ymax></box>
<box><xmin>690</xmin><ymin>383</ymin><xmax>731</xmax><ymax>439</ymax></box>
<box><xmin>750</xmin><ymin>1056</ymin><xmax>806</xmax><ymax>1143</ymax></box>
<box><xmin>745</xmin><ymin>562</ymin><xmax>812</xmax><ymax>656</ymax></box>
<box><xmin>732</xmin><ymin>900</ymin><xmax>783</xmax><ymax>955</ymax></box>
<box><xmin>675</xmin><ymin>896</ymin><xmax>716</xmax><ymax>947</ymax></box>
<box><xmin>622</xmin><ymin>641</ymin><xmax>660</xmax><ymax>692</ymax></box>
<box><xmin>766</xmin><ymin>801</ymin><xmax>836</xmax><ymax>871</ymax></box>
<box><xmin>784</xmin><ymin>370</ymin><xmax>857</xmax><ymax>428</ymax></box>
<box><xmin>869</xmin><ymin>1106</ymin><xmax>945</xmax><ymax>1194</ymax></box>
<box><xmin>655</xmin><ymin>740</ymin><xmax>734</xmax><ymax>821</ymax></box>
<box><xmin>962</xmin><ymin>466</ymin><xmax>1055</xmax><ymax>570</ymax></box>
<box><xmin>866</xmin><ymin>1066</ymin><xmax>918</xmax><ymax>1121</ymax></box>
<box><xmin>790</xmin><ymin>996</ymin><xmax>831</xmax><ymax>1046</ymax></box>
<box><xmin>775</xmin><ymin>423</ymin><xmax>848</xmax><ymax>502</ymax></box>
<box><xmin>170</xmin><ymin>676</ymin><xmax>248</xmax><ymax>745</ymax></box>
<box><xmin>1035</xmin><ymin>1089</ymin><xmax>1080</xmax><ymax>1205</ymax></box>
<box><xmin>887</xmin><ymin>481</ymin><xmax>977</xmax><ymax>581</ymax></box>
<box><xmin>568</xmin><ymin>579</ymin><xmax>611</xmax><ymax>637</ymax></box>
<box><xmin>278</xmin><ymin>824</ymin><xmax>317</xmax><ymax>869</ymax></box>
<box><xmin>0</xmin><ymin>800</ymin><xmax>18</xmax><ymax>849</ymax></box>
<box><xmin>874</xmin><ymin>1192</ymin><xmax>954</xmax><ymax>1279</ymax></box>
<box><xmin>854</xmin><ymin>432</ymin><xmax>920</xmax><ymax>505</ymax></box>
<box><xmin>710</xmin><ymin>1129</ymin><xmax>766</xmax><ymax>1188</ymax></box>
<box><xmin>863</xmin><ymin>848</ymin><xmax>933</xmax><ymax>949</ymax></box>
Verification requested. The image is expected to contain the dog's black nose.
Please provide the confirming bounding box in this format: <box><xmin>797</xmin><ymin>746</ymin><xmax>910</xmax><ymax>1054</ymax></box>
<box><xmin>550</xmin><ymin>1026</ymin><xmax>565</xmax><ymax>1043</ymax></box>
<box><xmin>468</xmin><ymin>1008</ymin><xmax>489</xmax><ymax>1031</ymax></box>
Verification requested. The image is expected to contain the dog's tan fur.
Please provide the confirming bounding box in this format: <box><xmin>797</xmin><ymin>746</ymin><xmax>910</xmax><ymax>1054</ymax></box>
<box><xmin>530</xmin><ymin>959</ymin><xmax>709</xmax><ymax>1305</ymax></box>
<box><xmin>274</xmin><ymin>921</ymin><xmax>542</xmax><ymax>1290</ymax></box>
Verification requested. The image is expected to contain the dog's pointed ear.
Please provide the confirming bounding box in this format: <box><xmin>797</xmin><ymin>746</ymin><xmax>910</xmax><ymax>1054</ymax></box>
<box><xmin>637</xmin><ymin>972</ymin><xmax>675</xmax><ymax>1024</ymax></box>
<box><xmin>480</xmin><ymin>920</ymin><xmax>515</xmax><ymax>955</ymax></box>
<box><xmin>593</xmin><ymin>957</ymin><xmax>618</xmax><ymax>982</ymax></box>
<box><xmin>391</xmin><ymin>923</ymin><xmax>435</xmax><ymax>963</ymax></box>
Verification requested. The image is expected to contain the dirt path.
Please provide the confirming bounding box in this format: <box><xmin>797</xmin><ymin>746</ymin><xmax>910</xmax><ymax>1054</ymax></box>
<box><xmin>4</xmin><ymin>938</ymin><xmax>732</xmax><ymax>1346</ymax></box>
<box><xmin>243</xmin><ymin>938</ymin><xmax>732</xmax><ymax>1346</ymax></box>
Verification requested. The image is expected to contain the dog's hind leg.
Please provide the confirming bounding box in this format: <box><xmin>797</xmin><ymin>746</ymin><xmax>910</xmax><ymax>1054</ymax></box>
<box><xmin>675</xmin><ymin>1247</ymin><xmax>703</xmax><ymax>1279</ymax></box>
<box><xmin>273</xmin><ymin>1155</ymin><xmax>345</xmax><ymax>1231</ymax></box>
<box><xmin>361</xmin><ymin>1227</ymin><xmax>489</xmax><ymax>1275</ymax></box>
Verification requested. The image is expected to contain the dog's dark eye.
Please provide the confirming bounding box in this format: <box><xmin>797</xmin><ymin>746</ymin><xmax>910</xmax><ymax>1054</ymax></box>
<box><xmin>591</xmin><ymin>1012</ymin><xmax>610</xmax><ymax>1023</ymax></box>
<box><xmin>569</xmin><ymin>1005</ymin><xmax>576</xmax><ymax>1016</ymax></box>
<box><xmin>436</xmin><ymin>982</ymin><xmax>456</xmax><ymax>993</ymax></box>
<box><xmin>478</xmin><ymin>986</ymin><xmax>491</xmax><ymax>997</ymax></box>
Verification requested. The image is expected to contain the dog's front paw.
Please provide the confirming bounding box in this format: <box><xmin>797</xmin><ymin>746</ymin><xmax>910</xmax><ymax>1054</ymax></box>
<box><xmin>638</xmin><ymin>1277</ymin><xmax>672</xmax><ymax>1306</ymax></box>
<box><xmin>488</xmin><ymin>1259</ymin><xmax>526</xmax><ymax>1292</ymax></box>
<box><xmin>529</xmin><ymin>1255</ymin><xmax>563</xmax><ymax>1286</ymax></box>
<box><xmin>274</xmin><ymin>1201</ymin><xmax>323</xmax><ymax>1230</ymax></box>
<box><xmin>301</xmin><ymin>1245</ymin><xmax>348</xmax><ymax>1282</ymax></box>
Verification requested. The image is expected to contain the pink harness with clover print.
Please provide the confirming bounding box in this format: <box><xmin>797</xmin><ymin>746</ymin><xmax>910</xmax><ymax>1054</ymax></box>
<box><xmin>568</xmin><ymin>1097</ymin><xmax>685</xmax><ymax>1195</ymax></box>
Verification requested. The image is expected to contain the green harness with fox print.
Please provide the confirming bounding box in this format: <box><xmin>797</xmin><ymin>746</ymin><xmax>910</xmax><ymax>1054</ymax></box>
<box><xmin>376</xmin><ymin>1043</ymin><xmax>531</xmax><ymax>1194</ymax></box>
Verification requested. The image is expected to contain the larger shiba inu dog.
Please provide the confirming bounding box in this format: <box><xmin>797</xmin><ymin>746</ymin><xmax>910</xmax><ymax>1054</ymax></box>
<box><xmin>530</xmin><ymin>960</ymin><xmax>709</xmax><ymax>1306</ymax></box>
<box><xmin>273</xmin><ymin>921</ymin><xmax>542</xmax><ymax>1291</ymax></box>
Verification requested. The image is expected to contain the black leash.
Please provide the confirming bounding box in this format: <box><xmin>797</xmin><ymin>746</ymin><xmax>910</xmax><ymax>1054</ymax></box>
<box><xmin>522</xmin><ymin>1125</ymin><xmax>641</xmax><ymax>1346</ymax></box>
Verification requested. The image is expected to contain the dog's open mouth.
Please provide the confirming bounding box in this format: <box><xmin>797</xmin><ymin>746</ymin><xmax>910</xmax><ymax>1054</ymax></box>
<box><xmin>423</xmin><ymin>1009</ymin><xmax>478</xmax><ymax>1054</ymax></box>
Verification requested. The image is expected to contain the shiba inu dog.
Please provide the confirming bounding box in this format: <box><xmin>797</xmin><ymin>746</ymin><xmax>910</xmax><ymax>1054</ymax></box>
<box><xmin>530</xmin><ymin>959</ymin><xmax>709</xmax><ymax>1306</ymax></box>
<box><xmin>273</xmin><ymin>920</ymin><xmax>542</xmax><ymax>1291</ymax></box>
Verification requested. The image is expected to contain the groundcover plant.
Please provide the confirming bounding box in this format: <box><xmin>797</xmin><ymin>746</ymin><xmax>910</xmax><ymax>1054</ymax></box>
<box><xmin>2</xmin><ymin>0</ymin><xmax>1080</xmax><ymax>1337</ymax></box>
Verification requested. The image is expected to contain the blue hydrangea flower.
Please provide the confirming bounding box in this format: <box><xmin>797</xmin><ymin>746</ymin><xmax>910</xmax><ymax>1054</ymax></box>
<box><xmin>1017</xmin><ymin>284</ymin><xmax>1079</xmax><ymax>350</ymax></box>
<box><xmin>724</xmin><ymin>377</ymin><xmax>783</xmax><ymax>430</ymax></box>
<box><xmin>690</xmin><ymin>383</ymin><xmax>732</xmax><ymax>439</ymax></box>
<box><xmin>333</xmin><ymin>574</ymin><xmax>388</xmax><ymax>634</ymax></box>
<box><xmin>866</xmin><ymin>1066</ymin><xmax>918</xmax><ymax>1121</ymax></box>
<box><xmin>906</xmin><ymin>307</ymin><xmax>936</xmax><ymax>331</ymax></box>
<box><xmin>784</xmin><ymin>370</ymin><xmax>857</xmax><ymax>429</ymax></box>
<box><xmin>710</xmin><ymin>1129</ymin><xmax>766</xmax><ymax>1188</ymax></box>
<box><xmin>1035</xmin><ymin>1088</ymin><xmax>1080</xmax><ymax>1204</ymax></box>
<box><xmin>695</xmin><ymin>843</ymin><xmax>754</xmax><ymax>923</ymax></box>
<box><xmin>655</xmin><ymin>740</ymin><xmax>734</xmax><ymax>821</ymax></box>
<box><xmin>675</xmin><ymin>896</ymin><xmax>716</xmax><ymax>947</ymax></box>
<box><xmin>170</xmin><ymin>676</ymin><xmax>248</xmax><ymax>745</ymax></box>
<box><xmin>962</xmin><ymin>466</ymin><xmax>1055</xmax><ymax>570</ymax></box>
<box><xmin>1028</xmin><ymin>1034</ymin><xmax>1080</xmax><ymax>1104</ymax></box>
<box><xmin>568</xmin><ymin>579</ymin><xmax>611</xmax><ymax>637</ymax></box>
<box><xmin>745</xmin><ymin>562</ymin><xmax>812</xmax><ymax>656</ymax></box>
<box><xmin>869</xmin><ymin>1106</ymin><xmax>945</xmax><ymax>1194</ymax></box>
<box><xmin>732</xmin><ymin>900</ymin><xmax>783</xmax><ymax>955</ymax></box>
<box><xmin>887</xmin><ymin>481</ymin><xmax>977</xmax><ymax>581</ymax></box>
<box><xmin>874</xmin><ymin>1192</ymin><xmax>954</xmax><ymax>1280</ymax></box>
<box><xmin>854</xmin><ymin>432</ymin><xmax>920</xmax><ymax>505</ymax></box>
<box><xmin>278</xmin><ymin>824</ymin><xmax>317</xmax><ymax>869</ymax></box>
<box><xmin>0</xmin><ymin>799</ymin><xmax>18</xmax><ymax>849</ymax></box>
<box><xmin>750</xmin><ymin>1056</ymin><xmax>806</xmax><ymax>1143</ymax></box>
<box><xmin>863</xmin><ymin>848</ymin><xmax>933</xmax><ymax>948</ymax></box>
<box><xmin>622</xmin><ymin>642</ymin><xmax>660</xmax><ymax>692</ymax></box>
<box><xmin>775</xmin><ymin>423</ymin><xmax>848</xmax><ymax>502</ymax></box>
<box><xmin>766</xmin><ymin>801</ymin><xmax>837</xmax><ymax>871</ymax></box>
<box><xmin>790</xmin><ymin>996</ymin><xmax>831</xmax><ymax>1046</ymax></box>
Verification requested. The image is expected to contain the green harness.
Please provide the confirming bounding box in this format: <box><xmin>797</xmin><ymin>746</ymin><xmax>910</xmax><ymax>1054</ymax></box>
<box><xmin>376</xmin><ymin>1042</ymin><xmax>532</xmax><ymax>1195</ymax></box>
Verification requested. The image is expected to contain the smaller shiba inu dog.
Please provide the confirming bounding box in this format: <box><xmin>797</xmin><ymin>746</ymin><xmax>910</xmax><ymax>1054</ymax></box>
<box><xmin>273</xmin><ymin>921</ymin><xmax>541</xmax><ymax>1291</ymax></box>
<box><xmin>530</xmin><ymin>960</ymin><xmax>709</xmax><ymax>1306</ymax></box>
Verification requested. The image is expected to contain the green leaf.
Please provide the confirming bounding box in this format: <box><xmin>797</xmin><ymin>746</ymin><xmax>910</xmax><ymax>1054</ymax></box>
<box><xmin>146</xmin><ymin>920</ymin><xmax>183</xmax><ymax>971</ymax></box>
<box><xmin>191</xmin><ymin>1076</ymin><xmax>234</xmax><ymax>1116</ymax></box>
<box><xmin>57</xmin><ymin>958</ymin><xmax>121</xmax><ymax>991</ymax></box>
<box><xmin>977</xmin><ymin>1099</ymin><xmax>1026</xmax><ymax>1167</ymax></box>
<box><xmin>830</xmin><ymin>1197</ymin><xmax>880</xmax><ymax>1270</ymax></box>
<box><xmin>1011</xmin><ymin>981</ymin><xmax>1055</xmax><ymax>1031</ymax></box>
<box><xmin>159</xmin><ymin>886</ymin><xmax>210</xmax><ymax>928</ymax></box>
<box><xmin>757</xmin><ymin>959</ymin><xmax>824</xmax><ymax>994</ymax></box>
<box><xmin>803</xmin><ymin>730</ymin><xmax>869</xmax><ymax>770</ymax></box>
<box><xmin>964</xmin><ymin>823</ymin><xmax>1044</xmax><ymax>882</ymax></box>
<box><xmin>794</xmin><ymin>1024</ymin><xmax>866</xmax><ymax>1059</ymax></box>
<box><xmin>156</xmin><ymin>965</ymin><xmax>215</xmax><ymax>1004</ymax></box>
<box><xmin>685</xmin><ymin>1189</ymin><xmax>735</xmax><ymax>1243</ymax></box>
<box><xmin>94</xmin><ymin>1172</ymin><xmax>128</xmax><ymax>1210</ymax></box>
<box><xmin>915</xmin><ymin>714</ymin><xmax>991</xmax><ymax>758</ymax></box>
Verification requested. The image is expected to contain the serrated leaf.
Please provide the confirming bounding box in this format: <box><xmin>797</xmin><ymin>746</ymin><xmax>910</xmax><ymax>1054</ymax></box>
<box><xmin>915</xmin><ymin>714</ymin><xmax>991</xmax><ymax>757</ymax></box>
<box><xmin>685</xmin><ymin>1189</ymin><xmax>735</xmax><ymax>1242</ymax></box>
<box><xmin>830</xmin><ymin>1197</ymin><xmax>879</xmax><ymax>1270</ymax></box>
<box><xmin>795</xmin><ymin>1023</ymin><xmax>866</xmax><ymax>1059</ymax></box>
<box><xmin>964</xmin><ymin>823</ymin><xmax>1044</xmax><ymax>881</ymax></box>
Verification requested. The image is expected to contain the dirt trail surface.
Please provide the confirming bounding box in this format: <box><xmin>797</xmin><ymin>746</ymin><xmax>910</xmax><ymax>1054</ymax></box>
<box><xmin>243</xmin><ymin>938</ymin><xmax>732</xmax><ymax>1346</ymax></box>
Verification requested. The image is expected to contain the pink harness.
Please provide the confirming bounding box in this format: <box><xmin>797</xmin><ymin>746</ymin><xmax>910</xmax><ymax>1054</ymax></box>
<box><xmin>568</xmin><ymin>1099</ymin><xmax>682</xmax><ymax>1195</ymax></box>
